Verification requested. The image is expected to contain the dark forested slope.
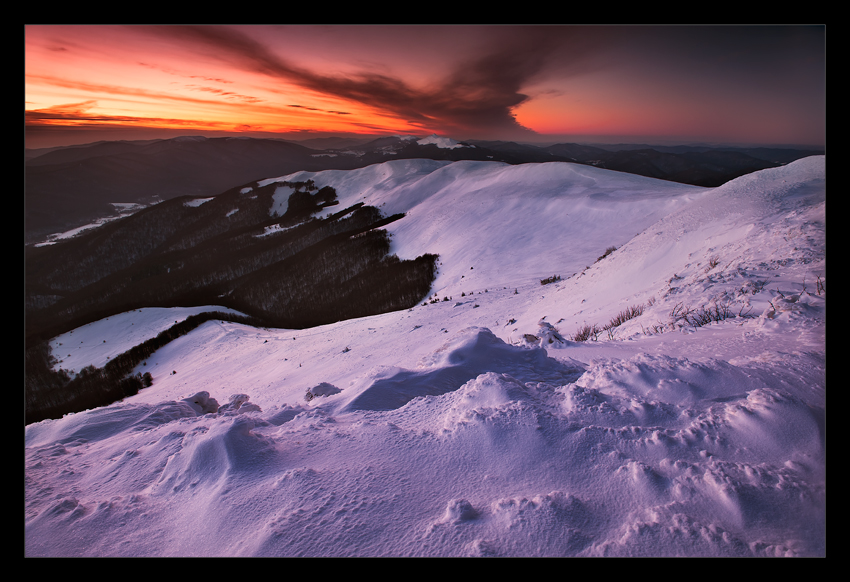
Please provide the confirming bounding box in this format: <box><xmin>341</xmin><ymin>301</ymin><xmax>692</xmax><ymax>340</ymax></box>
<box><xmin>25</xmin><ymin>179</ymin><xmax>438</xmax><ymax>346</ymax></box>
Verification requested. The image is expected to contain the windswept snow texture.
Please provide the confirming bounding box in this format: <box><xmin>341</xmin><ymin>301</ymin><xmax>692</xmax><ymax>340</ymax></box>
<box><xmin>26</xmin><ymin>157</ymin><xmax>825</xmax><ymax>557</ymax></box>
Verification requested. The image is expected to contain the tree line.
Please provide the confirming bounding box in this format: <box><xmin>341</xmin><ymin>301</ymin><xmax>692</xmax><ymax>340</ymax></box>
<box><xmin>25</xmin><ymin>180</ymin><xmax>440</xmax><ymax>423</ymax></box>
<box><xmin>25</xmin><ymin>310</ymin><xmax>262</xmax><ymax>425</ymax></box>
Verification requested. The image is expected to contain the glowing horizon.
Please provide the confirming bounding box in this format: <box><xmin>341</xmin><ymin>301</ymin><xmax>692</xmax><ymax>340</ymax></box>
<box><xmin>25</xmin><ymin>25</ymin><xmax>825</xmax><ymax>149</ymax></box>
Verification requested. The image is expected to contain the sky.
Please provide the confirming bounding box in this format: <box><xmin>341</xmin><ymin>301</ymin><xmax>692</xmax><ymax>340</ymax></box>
<box><xmin>25</xmin><ymin>25</ymin><xmax>826</xmax><ymax>150</ymax></box>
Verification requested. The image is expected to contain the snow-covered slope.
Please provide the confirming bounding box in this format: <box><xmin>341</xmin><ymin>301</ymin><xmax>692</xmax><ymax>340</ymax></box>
<box><xmin>48</xmin><ymin>306</ymin><xmax>245</xmax><ymax>375</ymax></box>
<box><xmin>416</xmin><ymin>134</ymin><xmax>471</xmax><ymax>149</ymax></box>
<box><xmin>25</xmin><ymin>157</ymin><xmax>825</xmax><ymax>557</ymax></box>
<box><xmin>278</xmin><ymin>158</ymin><xmax>707</xmax><ymax>293</ymax></box>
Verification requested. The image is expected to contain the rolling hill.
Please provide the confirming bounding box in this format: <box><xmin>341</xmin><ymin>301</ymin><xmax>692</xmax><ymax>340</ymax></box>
<box><xmin>25</xmin><ymin>155</ymin><xmax>825</xmax><ymax>556</ymax></box>
<box><xmin>25</xmin><ymin>135</ymin><xmax>821</xmax><ymax>245</ymax></box>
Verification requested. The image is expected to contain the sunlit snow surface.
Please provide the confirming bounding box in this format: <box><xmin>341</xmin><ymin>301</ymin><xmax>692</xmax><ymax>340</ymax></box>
<box><xmin>25</xmin><ymin>157</ymin><xmax>825</xmax><ymax>557</ymax></box>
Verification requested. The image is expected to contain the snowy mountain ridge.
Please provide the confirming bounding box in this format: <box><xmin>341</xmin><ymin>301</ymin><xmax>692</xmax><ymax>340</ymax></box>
<box><xmin>274</xmin><ymin>158</ymin><xmax>709</xmax><ymax>296</ymax></box>
<box><xmin>26</xmin><ymin>133</ymin><xmax>816</xmax><ymax>245</ymax></box>
<box><xmin>26</xmin><ymin>156</ymin><xmax>825</xmax><ymax>557</ymax></box>
<box><xmin>416</xmin><ymin>134</ymin><xmax>471</xmax><ymax>149</ymax></box>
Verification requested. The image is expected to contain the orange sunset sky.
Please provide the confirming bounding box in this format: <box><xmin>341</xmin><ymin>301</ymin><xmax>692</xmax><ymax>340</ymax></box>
<box><xmin>25</xmin><ymin>25</ymin><xmax>825</xmax><ymax>150</ymax></box>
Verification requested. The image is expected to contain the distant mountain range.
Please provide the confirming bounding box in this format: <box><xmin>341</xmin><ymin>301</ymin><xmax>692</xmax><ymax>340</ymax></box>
<box><xmin>24</xmin><ymin>134</ymin><xmax>823</xmax><ymax>244</ymax></box>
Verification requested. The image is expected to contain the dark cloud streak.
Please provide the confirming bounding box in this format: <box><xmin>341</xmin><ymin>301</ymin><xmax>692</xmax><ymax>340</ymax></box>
<box><xmin>288</xmin><ymin>104</ymin><xmax>351</xmax><ymax>115</ymax></box>
<box><xmin>140</xmin><ymin>25</ymin><xmax>607</xmax><ymax>139</ymax></box>
<box><xmin>185</xmin><ymin>84</ymin><xmax>264</xmax><ymax>103</ymax></box>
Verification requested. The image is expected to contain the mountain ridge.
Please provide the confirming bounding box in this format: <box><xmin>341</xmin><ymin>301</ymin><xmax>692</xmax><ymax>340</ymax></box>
<box><xmin>25</xmin><ymin>135</ymin><xmax>822</xmax><ymax>245</ymax></box>
<box><xmin>25</xmin><ymin>156</ymin><xmax>825</xmax><ymax>556</ymax></box>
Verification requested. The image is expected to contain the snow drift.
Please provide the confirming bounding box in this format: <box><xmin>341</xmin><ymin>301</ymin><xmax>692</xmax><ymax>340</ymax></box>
<box><xmin>26</xmin><ymin>156</ymin><xmax>825</xmax><ymax>557</ymax></box>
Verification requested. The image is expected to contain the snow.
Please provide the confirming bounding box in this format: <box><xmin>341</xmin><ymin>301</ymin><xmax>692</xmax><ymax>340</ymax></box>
<box><xmin>416</xmin><ymin>134</ymin><xmax>471</xmax><ymax>149</ymax></box>
<box><xmin>34</xmin><ymin>202</ymin><xmax>149</xmax><ymax>246</ymax></box>
<box><xmin>184</xmin><ymin>197</ymin><xmax>214</xmax><ymax>207</ymax></box>
<box><xmin>48</xmin><ymin>306</ymin><xmax>246</xmax><ymax>375</ymax></box>
<box><xmin>278</xmin><ymin>159</ymin><xmax>707</xmax><ymax>293</ymax></box>
<box><xmin>256</xmin><ymin>223</ymin><xmax>295</xmax><ymax>237</ymax></box>
<box><xmin>26</xmin><ymin>156</ymin><xmax>825</xmax><ymax>557</ymax></box>
<box><xmin>269</xmin><ymin>184</ymin><xmax>294</xmax><ymax>217</ymax></box>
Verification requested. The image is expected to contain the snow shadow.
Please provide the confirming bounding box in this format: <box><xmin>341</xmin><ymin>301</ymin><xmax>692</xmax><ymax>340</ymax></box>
<box><xmin>336</xmin><ymin>327</ymin><xmax>583</xmax><ymax>412</ymax></box>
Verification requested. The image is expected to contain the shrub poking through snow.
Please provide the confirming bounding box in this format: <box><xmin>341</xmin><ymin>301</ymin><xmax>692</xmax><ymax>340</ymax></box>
<box><xmin>740</xmin><ymin>279</ymin><xmax>768</xmax><ymax>296</ymax></box>
<box><xmin>567</xmin><ymin>292</ymin><xmax>760</xmax><ymax>341</ymax></box>
<box><xmin>705</xmin><ymin>255</ymin><xmax>721</xmax><ymax>272</ymax></box>
<box><xmin>667</xmin><ymin>294</ymin><xmax>757</xmax><ymax>330</ymax></box>
<box><xmin>571</xmin><ymin>303</ymin><xmax>648</xmax><ymax>342</ymax></box>
<box><xmin>601</xmin><ymin>304</ymin><xmax>643</xmax><ymax>339</ymax></box>
<box><xmin>595</xmin><ymin>246</ymin><xmax>617</xmax><ymax>263</ymax></box>
<box><xmin>604</xmin><ymin>304</ymin><xmax>645</xmax><ymax>330</ymax></box>
<box><xmin>572</xmin><ymin>323</ymin><xmax>601</xmax><ymax>342</ymax></box>
<box><xmin>540</xmin><ymin>275</ymin><xmax>561</xmax><ymax>285</ymax></box>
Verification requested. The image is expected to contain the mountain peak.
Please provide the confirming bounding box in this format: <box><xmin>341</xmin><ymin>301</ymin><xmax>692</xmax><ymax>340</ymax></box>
<box><xmin>416</xmin><ymin>134</ymin><xmax>471</xmax><ymax>149</ymax></box>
